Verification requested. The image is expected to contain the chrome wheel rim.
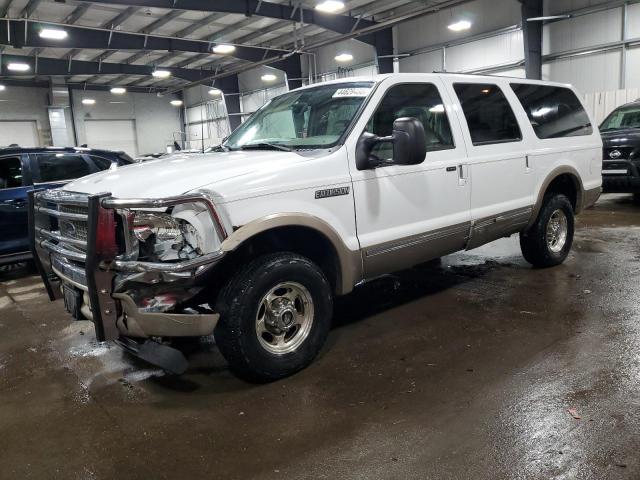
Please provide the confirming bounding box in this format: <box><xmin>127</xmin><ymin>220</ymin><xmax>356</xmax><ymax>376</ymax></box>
<box><xmin>255</xmin><ymin>282</ymin><xmax>314</xmax><ymax>355</ymax></box>
<box><xmin>546</xmin><ymin>209</ymin><xmax>568</xmax><ymax>253</ymax></box>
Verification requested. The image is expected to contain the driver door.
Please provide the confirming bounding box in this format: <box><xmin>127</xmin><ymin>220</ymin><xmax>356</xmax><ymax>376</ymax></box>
<box><xmin>347</xmin><ymin>79</ymin><xmax>471</xmax><ymax>279</ymax></box>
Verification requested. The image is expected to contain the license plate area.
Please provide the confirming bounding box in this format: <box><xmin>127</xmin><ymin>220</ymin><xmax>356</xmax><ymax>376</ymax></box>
<box><xmin>63</xmin><ymin>284</ymin><xmax>85</xmax><ymax>320</ymax></box>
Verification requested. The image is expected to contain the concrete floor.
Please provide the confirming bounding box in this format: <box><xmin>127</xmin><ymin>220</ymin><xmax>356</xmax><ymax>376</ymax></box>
<box><xmin>1</xmin><ymin>193</ymin><xmax>639</xmax><ymax>479</ymax></box>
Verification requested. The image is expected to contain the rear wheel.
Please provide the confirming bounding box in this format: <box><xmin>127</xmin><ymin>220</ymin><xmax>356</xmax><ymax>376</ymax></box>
<box><xmin>214</xmin><ymin>253</ymin><xmax>333</xmax><ymax>382</ymax></box>
<box><xmin>520</xmin><ymin>194</ymin><xmax>574</xmax><ymax>268</ymax></box>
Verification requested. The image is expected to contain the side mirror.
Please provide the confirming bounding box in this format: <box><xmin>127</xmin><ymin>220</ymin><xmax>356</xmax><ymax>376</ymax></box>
<box><xmin>356</xmin><ymin>117</ymin><xmax>427</xmax><ymax>170</ymax></box>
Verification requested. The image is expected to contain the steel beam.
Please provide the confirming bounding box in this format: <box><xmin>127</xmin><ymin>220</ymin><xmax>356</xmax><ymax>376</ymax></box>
<box><xmin>0</xmin><ymin>53</ymin><xmax>212</xmax><ymax>82</ymax></box>
<box><xmin>79</xmin><ymin>0</ymin><xmax>380</xmax><ymax>45</ymax></box>
<box><xmin>521</xmin><ymin>0</ymin><xmax>543</xmax><ymax>79</ymax></box>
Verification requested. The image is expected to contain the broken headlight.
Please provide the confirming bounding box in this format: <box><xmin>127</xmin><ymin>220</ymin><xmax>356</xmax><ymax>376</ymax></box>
<box><xmin>125</xmin><ymin>203</ymin><xmax>221</xmax><ymax>263</ymax></box>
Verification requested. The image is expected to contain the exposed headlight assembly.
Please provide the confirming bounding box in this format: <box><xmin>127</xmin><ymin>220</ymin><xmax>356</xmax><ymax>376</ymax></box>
<box><xmin>125</xmin><ymin>203</ymin><xmax>221</xmax><ymax>263</ymax></box>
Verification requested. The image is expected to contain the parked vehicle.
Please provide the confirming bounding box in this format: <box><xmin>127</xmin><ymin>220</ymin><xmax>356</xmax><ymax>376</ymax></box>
<box><xmin>599</xmin><ymin>100</ymin><xmax>640</xmax><ymax>202</ymax></box>
<box><xmin>31</xmin><ymin>74</ymin><xmax>602</xmax><ymax>381</ymax></box>
<box><xmin>1</xmin><ymin>147</ymin><xmax>133</xmax><ymax>265</ymax></box>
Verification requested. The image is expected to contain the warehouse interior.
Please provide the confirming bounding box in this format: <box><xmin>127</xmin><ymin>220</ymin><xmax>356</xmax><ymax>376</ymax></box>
<box><xmin>2</xmin><ymin>0</ymin><xmax>640</xmax><ymax>478</ymax></box>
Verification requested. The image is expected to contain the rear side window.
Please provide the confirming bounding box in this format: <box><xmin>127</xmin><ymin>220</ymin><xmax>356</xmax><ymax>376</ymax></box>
<box><xmin>35</xmin><ymin>154</ymin><xmax>92</xmax><ymax>183</ymax></box>
<box><xmin>453</xmin><ymin>83</ymin><xmax>522</xmax><ymax>146</ymax></box>
<box><xmin>511</xmin><ymin>84</ymin><xmax>593</xmax><ymax>139</ymax></box>
<box><xmin>0</xmin><ymin>156</ymin><xmax>23</xmax><ymax>189</ymax></box>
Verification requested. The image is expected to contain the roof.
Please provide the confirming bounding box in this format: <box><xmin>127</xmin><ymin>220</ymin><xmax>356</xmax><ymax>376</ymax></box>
<box><xmin>0</xmin><ymin>146</ymin><xmax>130</xmax><ymax>157</ymax></box>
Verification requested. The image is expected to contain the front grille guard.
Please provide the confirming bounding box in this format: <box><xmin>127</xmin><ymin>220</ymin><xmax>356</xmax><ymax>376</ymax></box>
<box><xmin>29</xmin><ymin>189</ymin><xmax>228</xmax><ymax>342</ymax></box>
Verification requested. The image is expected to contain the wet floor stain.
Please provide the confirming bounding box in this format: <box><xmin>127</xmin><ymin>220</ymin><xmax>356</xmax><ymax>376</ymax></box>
<box><xmin>1</xmin><ymin>194</ymin><xmax>640</xmax><ymax>479</ymax></box>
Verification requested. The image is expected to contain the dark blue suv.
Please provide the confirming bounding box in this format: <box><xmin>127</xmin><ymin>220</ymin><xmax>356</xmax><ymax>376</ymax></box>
<box><xmin>0</xmin><ymin>147</ymin><xmax>133</xmax><ymax>265</ymax></box>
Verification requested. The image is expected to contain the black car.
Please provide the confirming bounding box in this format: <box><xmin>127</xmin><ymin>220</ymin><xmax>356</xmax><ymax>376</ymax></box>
<box><xmin>0</xmin><ymin>147</ymin><xmax>133</xmax><ymax>266</ymax></box>
<box><xmin>600</xmin><ymin>100</ymin><xmax>640</xmax><ymax>202</ymax></box>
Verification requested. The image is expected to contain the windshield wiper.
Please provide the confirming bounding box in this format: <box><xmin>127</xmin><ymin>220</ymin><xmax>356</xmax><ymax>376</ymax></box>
<box><xmin>237</xmin><ymin>142</ymin><xmax>293</xmax><ymax>152</ymax></box>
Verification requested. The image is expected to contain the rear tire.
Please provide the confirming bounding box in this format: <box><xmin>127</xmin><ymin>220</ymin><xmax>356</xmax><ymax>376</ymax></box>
<box><xmin>633</xmin><ymin>193</ymin><xmax>640</xmax><ymax>204</ymax></box>
<box><xmin>214</xmin><ymin>253</ymin><xmax>333</xmax><ymax>383</ymax></box>
<box><xmin>520</xmin><ymin>194</ymin><xmax>574</xmax><ymax>268</ymax></box>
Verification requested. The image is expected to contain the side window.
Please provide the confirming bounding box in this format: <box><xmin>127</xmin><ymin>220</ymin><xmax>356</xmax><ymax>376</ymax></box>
<box><xmin>0</xmin><ymin>157</ymin><xmax>23</xmax><ymax>189</ymax></box>
<box><xmin>453</xmin><ymin>83</ymin><xmax>522</xmax><ymax>146</ymax></box>
<box><xmin>511</xmin><ymin>83</ymin><xmax>593</xmax><ymax>139</ymax></box>
<box><xmin>89</xmin><ymin>155</ymin><xmax>116</xmax><ymax>171</ymax></box>
<box><xmin>35</xmin><ymin>154</ymin><xmax>92</xmax><ymax>183</ymax></box>
<box><xmin>367</xmin><ymin>83</ymin><xmax>455</xmax><ymax>160</ymax></box>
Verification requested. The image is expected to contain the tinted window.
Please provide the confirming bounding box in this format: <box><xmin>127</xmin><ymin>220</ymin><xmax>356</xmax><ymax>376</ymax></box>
<box><xmin>511</xmin><ymin>84</ymin><xmax>593</xmax><ymax>139</ymax></box>
<box><xmin>35</xmin><ymin>154</ymin><xmax>92</xmax><ymax>183</ymax></box>
<box><xmin>367</xmin><ymin>83</ymin><xmax>454</xmax><ymax>160</ymax></box>
<box><xmin>89</xmin><ymin>155</ymin><xmax>115</xmax><ymax>170</ymax></box>
<box><xmin>0</xmin><ymin>157</ymin><xmax>23</xmax><ymax>189</ymax></box>
<box><xmin>453</xmin><ymin>83</ymin><xmax>522</xmax><ymax>145</ymax></box>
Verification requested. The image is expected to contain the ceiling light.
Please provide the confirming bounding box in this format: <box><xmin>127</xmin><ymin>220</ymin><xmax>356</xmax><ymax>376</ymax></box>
<box><xmin>448</xmin><ymin>20</ymin><xmax>472</xmax><ymax>32</ymax></box>
<box><xmin>208</xmin><ymin>88</ymin><xmax>222</xmax><ymax>96</ymax></box>
<box><xmin>315</xmin><ymin>0</ymin><xmax>344</xmax><ymax>13</ymax></box>
<box><xmin>170</xmin><ymin>99</ymin><xmax>183</xmax><ymax>106</ymax></box>
<box><xmin>212</xmin><ymin>44</ymin><xmax>236</xmax><ymax>55</ymax></box>
<box><xmin>39</xmin><ymin>28</ymin><xmax>68</xmax><ymax>40</ymax></box>
<box><xmin>335</xmin><ymin>53</ymin><xmax>353</xmax><ymax>62</ymax></box>
<box><xmin>110</xmin><ymin>87</ymin><xmax>127</xmax><ymax>94</ymax></box>
<box><xmin>82</xmin><ymin>98</ymin><xmax>96</xmax><ymax>105</ymax></box>
<box><xmin>152</xmin><ymin>69</ymin><xmax>171</xmax><ymax>78</ymax></box>
<box><xmin>7</xmin><ymin>62</ymin><xmax>30</xmax><ymax>72</ymax></box>
<box><xmin>261</xmin><ymin>73</ymin><xmax>277</xmax><ymax>82</ymax></box>
<box><xmin>0</xmin><ymin>85</ymin><xmax>5</xmax><ymax>91</ymax></box>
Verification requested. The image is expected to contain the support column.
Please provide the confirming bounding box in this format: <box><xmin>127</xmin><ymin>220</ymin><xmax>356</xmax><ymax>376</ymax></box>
<box><xmin>521</xmin><ymin>0</ymin><xmax>543</xmax><ymax>80</ymax></box>
<box><xmin>275</xmin><ymin>54</ymin><xmax>303</xmax><ymax>90</ymax></box>
<box><xmin>362</xmin><ymin>28</ymin><xmax>394</xmax><ymax>74</ymax></box>
<box><xmin>219</xmin><ymin>74</ymin><xmax>242</xmax><ymax>131</ymax></box>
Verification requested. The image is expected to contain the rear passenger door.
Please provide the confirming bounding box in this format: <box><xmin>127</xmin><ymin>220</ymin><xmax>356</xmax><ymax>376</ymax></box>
<box><xmin>447</xmin><ymin>81</ymin><xmax>535</xmax><ymax>249</ymax></box>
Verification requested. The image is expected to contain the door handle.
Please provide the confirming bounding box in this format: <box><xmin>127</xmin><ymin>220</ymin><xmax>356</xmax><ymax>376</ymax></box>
<box><xmin>458</xmin><ymin>164</ymin><xmax>468</xmax><ymax>186</ymax></box>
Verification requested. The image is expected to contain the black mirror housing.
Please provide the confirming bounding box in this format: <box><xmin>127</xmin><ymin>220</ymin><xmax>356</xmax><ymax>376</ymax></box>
<box><xmin>391</xmin><ymin>117</ymin><xmax>427</xmax><ymax>166</ymax></box>
<box><xmin>355</xmin><ymin>117</ymin><xmax>427</xmax><ymax>170</ymax></box>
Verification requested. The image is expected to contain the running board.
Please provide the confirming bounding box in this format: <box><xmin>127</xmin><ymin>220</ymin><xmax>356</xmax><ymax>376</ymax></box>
<box><xmin>116</xmin><ymin>337</ymin><xmax>189</xmax><ymax>375</ymax></box>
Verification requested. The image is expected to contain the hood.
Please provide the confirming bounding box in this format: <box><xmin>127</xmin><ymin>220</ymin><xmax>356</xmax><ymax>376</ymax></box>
<box><xmin>600</xmin><ymin>128</ymin><xmax>640</xmax><ymax>148</ymax></box>
<box><xmin>64</xmin><ymin>150</ymin><xmax>307</xmax><ymax>199</ymax></box>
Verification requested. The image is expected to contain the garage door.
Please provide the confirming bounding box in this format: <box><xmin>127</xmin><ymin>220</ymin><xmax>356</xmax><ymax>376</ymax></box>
<box><xmin>0</xmin><ymin>121</ymin><xmax>39</xmax><ymax>147</ymax></box>
<box><xmin>84</xmin><ymin>120</ymin><xmax>138</xmax><ymax>157</ymax></box>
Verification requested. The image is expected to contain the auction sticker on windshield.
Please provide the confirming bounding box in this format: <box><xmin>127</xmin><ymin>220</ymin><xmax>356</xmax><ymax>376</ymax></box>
<box><xmin>332</xmin><ymin>87</ymin><xmax>372</xmax><ymax>98</ymax></box>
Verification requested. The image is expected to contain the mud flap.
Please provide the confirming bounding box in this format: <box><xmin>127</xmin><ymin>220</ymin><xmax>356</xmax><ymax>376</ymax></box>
<box><xmin>116</xmin><ymin>337</ymin><xmax>189</xmax><ymax>375</ymax></box>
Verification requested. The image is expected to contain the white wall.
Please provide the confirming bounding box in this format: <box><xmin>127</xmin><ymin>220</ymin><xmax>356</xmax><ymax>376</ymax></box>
<box><xmin>72</xmin><ymin>90</ymin><xmax>182</xmax><ymax>155</ymax></box>
<box><xmin>0</xmin><ymin>86</ymin><xmax>53</xmax><ymax>147</ymax></box>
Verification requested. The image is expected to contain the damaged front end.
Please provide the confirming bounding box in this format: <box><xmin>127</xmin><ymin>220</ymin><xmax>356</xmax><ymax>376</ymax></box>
<box><xmin>29</xmin><ymin>189</ymin><xmax>230</xmax><ymax>373</ymax></box>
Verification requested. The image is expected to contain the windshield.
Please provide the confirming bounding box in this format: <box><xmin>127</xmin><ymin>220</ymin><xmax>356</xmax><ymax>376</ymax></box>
<box><xmin>601</xmin><ymin>105</ymin><xmax>640</xmax><ymax>131</ymax></box>
<box><xmin>223</xmin><ymin>82</ymin><xmax>374</xmax><ymax>150</ymax></box>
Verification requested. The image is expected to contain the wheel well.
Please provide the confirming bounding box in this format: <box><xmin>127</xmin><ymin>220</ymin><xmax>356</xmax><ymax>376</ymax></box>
<box><xmin>211</xmin><ymin>226</ymin><xmax>342</xmax><ymax>295</ymax></box>
<box><xmin>545</xmin><ymin>174</ymin><xmax>579</xmax><ymax>211</ymax></box>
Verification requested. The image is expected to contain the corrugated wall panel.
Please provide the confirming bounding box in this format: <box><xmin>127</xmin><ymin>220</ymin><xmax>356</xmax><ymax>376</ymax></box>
<box><xmin>542</xmin><ymin>49</ymin><xmax>621</xmax><ymax>94</ymax></box>
<box><xmin>626</xmin><ymin>46</ymin><xmax>640</xmax><ymax>89</ymax></box>
<box><xmin>399</xmin><ymin>50</ymin><xmax>443</xmax><ymax>73</ymax></box>
<box><xmin>395</xmin><ymin>0</ymin><xmax>521</xmax><ymax>54</ymax></box>
<box><xmin>446</xmin><ymin>30</ymin><xmax>524</xmax><ymax>72</ymax></box>
<box><xmin>543</xmin><ymin>7</ymin><xmax>622</xmax><ymax>55</ymax></box>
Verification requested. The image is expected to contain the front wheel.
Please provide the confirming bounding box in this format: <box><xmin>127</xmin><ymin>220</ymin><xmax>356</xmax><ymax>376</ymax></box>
<box><xmin>214</xmin><ymin>253</ymin><xmax>333</xmax><ymax>382</ymax></box>
<box><xmin>520</xmin><ymin>194</ymin><xmax>575</xmax><ymax>268</ymax></box>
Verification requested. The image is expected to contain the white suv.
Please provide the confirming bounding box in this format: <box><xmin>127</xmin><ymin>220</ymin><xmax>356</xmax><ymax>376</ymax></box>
<box><xmin>31</xmin><ymin>73</ymin><xmax>602</xmax><ymax>381</ymax></box>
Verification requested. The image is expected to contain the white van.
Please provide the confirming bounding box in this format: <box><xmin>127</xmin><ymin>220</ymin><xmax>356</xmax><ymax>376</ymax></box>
<box><xmin>32</xmin><ymin>73</ymin><xmax>602</xmax><ymax>381</ymax></box>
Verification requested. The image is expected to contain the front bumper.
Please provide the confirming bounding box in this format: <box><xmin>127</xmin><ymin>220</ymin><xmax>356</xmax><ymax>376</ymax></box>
<box><xmin>602</xmin><ymin>174</ymin><xmax>640</xmax><ymax>193</ymax></box>
<box><xmin>29</xmin><ymin>189</ymin><xmax>225</xmax><ymax>342</ymax></box>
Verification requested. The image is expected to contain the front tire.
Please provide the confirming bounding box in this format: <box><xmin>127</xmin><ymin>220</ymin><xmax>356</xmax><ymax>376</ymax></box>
<box><xmin>214</xmin><ymin>253</ymin><xmax>333</xmax><ymax>382</ymax></box>
<box><xmin>520</xmin><ymin>194</ymin><xmax>574</xmax><ymax>268</ymax></box>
